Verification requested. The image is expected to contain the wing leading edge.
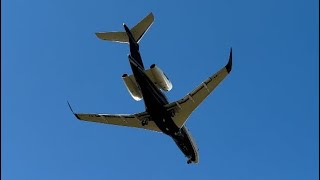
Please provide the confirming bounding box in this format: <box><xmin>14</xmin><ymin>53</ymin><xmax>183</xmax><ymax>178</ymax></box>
<box><xmin>67</xmin><ymin>102</ymin><xmax>161</xmax><ymax>132</ymax></box>
<box><xmin>165</xmin><ymin>49</ymin><xmax>233</xmax><ymax>128</ymax></box>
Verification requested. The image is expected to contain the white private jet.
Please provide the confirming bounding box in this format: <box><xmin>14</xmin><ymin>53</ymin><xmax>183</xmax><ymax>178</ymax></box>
<box><xmin>68</xmin><ymin>12</ymin><xmax>232</xmax><ymax>164</ymax></box>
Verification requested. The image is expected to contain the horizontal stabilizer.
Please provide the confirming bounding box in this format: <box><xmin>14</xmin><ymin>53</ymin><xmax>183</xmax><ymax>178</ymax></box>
<box><xmin>96</xmin><ymin>32</ymin><xmax>129</xmax><ymax>43</ymax></box>
<box><xmin>96</xmin><ymin>12</ymin><xmax>154</xmax><ymax>43</ymax></box>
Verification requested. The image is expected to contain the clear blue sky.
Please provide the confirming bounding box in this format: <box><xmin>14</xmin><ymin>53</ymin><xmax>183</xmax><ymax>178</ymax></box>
<box><xmin>2</xmin><ymin>0</ymin><xmax>319</xmax><ymax>179</ymax></box>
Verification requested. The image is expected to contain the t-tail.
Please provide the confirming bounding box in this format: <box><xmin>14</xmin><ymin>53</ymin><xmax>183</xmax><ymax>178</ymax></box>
<box><xmin>95</xmin><ymin>13</ymin><xmax>154</xmax><ymax>43</ymax></box>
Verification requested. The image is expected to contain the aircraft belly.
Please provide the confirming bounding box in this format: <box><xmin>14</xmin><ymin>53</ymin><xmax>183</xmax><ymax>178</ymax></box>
<box><xmin>172</xmin><ymin>126</ymin><xmax>198</xmax><ymax>163</ymax></box>
<box><xmin>131</xmin><ymin>66</ymin><xmax>179</xmax><ymax>134</ymax></box>
<box><xmin>129</xmin><ymin>47</ymin><xmax>198</xmax><ymax>163</ymax></box>
<box><xmin>143</xmin><ymin>96</ymin><xmax>180</xmax><ymax>134</ymax></box>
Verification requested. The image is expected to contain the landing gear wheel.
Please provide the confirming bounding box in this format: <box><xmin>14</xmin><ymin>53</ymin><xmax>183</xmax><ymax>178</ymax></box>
<box><xmin>141</xmin><ymin>120</ymin><xmax>148</xmax><ymax>126</ymax></box>
<box><xmin>187</xmin><ymin>159</ymin><xmax>192</xmax><ymax>164</ymax></box>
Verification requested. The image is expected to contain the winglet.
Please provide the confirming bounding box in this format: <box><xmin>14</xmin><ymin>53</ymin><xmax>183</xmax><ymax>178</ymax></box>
<box><xmin>67</xmin><ymin>101</ymin><xmax>80</xmax><ymax>119</ymax></box>
<box><xmin>225</xmin><ymin>48</ymin><xmax>232</xmax><ymax>73</ymax></box>
<box><xmin>67</xmin><ymin>101</ymin><xmax>74</xmax><ymax>113</ymax></box>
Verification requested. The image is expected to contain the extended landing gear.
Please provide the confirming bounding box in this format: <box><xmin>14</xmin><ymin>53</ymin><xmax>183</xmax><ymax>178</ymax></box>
<box><xmin>186</xmin><ymin>156</ymin><xmax>193</xmax><ymax>164</ymax></box>
<box><xmin>187</xmin><ymin>159</ymin><xmax>192</xmax><ymax>164</ymax></box>
<box><xmin>141</xmin><ymin>119</ymin><xmax>149</xmax><ymax>126</ymax></box>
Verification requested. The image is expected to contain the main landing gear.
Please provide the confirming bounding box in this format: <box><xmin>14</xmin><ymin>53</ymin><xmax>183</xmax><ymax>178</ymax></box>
<box><xmin>141</xmin><ymin>119</ymin><xmax>148</xmax><ymax>126</ymax></box>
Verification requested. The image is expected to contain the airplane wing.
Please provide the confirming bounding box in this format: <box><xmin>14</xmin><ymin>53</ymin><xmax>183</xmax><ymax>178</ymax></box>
<box><xmin>165</xmin><ymin>49</ymin><xmax>232</xmax><ymax>128</ymax></box>
<box><xmin>68</xmin><ymin>103</ymin><xmax>161</xmax><ymax>132</ymax></box>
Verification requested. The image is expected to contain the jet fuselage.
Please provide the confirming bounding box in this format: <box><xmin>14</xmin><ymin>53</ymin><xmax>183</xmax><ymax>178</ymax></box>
<box><xmin>124</xmin><ymin>24</ymin><xmax>198</xmax><ymax>163</ymax></box>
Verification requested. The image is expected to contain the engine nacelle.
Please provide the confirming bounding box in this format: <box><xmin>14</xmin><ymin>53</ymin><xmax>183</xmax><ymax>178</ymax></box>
<box><xmin>122</xmin><ymin>74</ymin><xmax>143</xmax><ymax>101</ymax></box>
<box><xmin>149</xmin><ymin>64</ymin><xmax>173</xmax><ymax>91</ymax></box>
